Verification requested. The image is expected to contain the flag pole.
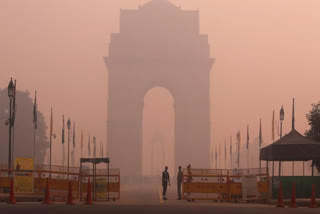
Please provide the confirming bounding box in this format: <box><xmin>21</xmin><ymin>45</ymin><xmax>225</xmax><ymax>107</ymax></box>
<box><xmin>247</xmin><ymin>124</ymin><xmax>249</xmax><ymax>169</ymax></box>
<box><xmin>230</xmin><ymin>136</ymin><xmax>232</xmax><ymax>169</ymax></box>
<box><xmin>11</xmin><ymin>80</ymin><xmax>17</xmax><ymax>168</ymax></box>
<box><xmin>49</xmin><ymin>107</ymin><xmax>53</xmax><ymax>178</ymax></box>
<box><xmin>62</xmin><ymin>115</ymin><xmax>65</xmax><ymax>167</ymax></box>
<box><xmin>259</xmin><ymin>118</ymin><xmax>262</xmax><ymax>172</ymax></box>
<box><xmin>81</xmin><ymin>132</ymin><xmax>83</xmax><ymax>159</ymax></box>
<box><xmin>33</xmin><ymin>91</ymin><xmax>37</xmax><ymax>163</ymax></box>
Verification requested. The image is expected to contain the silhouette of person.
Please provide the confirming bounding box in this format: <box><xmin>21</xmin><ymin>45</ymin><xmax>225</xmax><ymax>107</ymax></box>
<box><xmin>187</xmin><ymin>164</ymin><xmax>193</xmax><ymax>183</ymax></box>
<box><xmin>16</xmin><ymin>162</ymin><xmax>21</xmax><ymax>171</ymax></box>
<box><xmin>162</xmin><ymin>166</ymin><xmax>170</xmax><ymax>200</ymax></box>
<box><xmin>186</xmin><ymin>164</ymin><xmax>193</xmax><ymax>198</ymax></box>
<box><xmin>177</xmin><ymin>166</ymin><xmax>183</xmax><ymax>200</ymax></box>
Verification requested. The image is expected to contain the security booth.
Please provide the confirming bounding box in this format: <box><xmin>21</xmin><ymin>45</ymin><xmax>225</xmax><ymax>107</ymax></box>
<box><xmin>79</xmin><ymin>158</ymin><xmax>120</xmax><ymax>201</ymax></box>
<box><xmin>260</xmin><ymin>129</ymin><xmax>320</xmax><ymax>198</ymax></box>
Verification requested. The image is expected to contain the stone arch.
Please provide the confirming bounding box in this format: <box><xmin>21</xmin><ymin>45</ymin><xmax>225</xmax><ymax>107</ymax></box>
<box><xmin>105</xmin><ymin>0</ymin><xmax>214</xmax><ymax>180</ymax></box>
<box><xmin>142</xmin><ymin>86</ymin><xmax>175</xmax><ymax>177</ymax></box>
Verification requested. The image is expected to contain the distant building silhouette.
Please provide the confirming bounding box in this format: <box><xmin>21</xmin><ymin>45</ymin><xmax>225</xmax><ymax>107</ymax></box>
<box><xmin>105</xmin><ymin>0</ymin><xmax>214</xmax><ymax>179</ymax></box>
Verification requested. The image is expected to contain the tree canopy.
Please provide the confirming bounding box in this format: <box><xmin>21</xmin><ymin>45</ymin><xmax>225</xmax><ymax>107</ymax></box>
<box><xmin>305</xmin><ymin>101</ymin><xmax>320</xmax><ymax>171</ymax></box>
<box><xmin>0</xmin><ymin>89</ymin><xmax>48</xmax><ymax>165</ymax></box>
<box><xmin>305</xmin><ymin>102</ymin><xmax>320</xmax><ymax>142</ymax></box>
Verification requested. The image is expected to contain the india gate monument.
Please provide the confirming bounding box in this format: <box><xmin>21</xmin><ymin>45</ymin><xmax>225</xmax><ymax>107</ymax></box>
<box><xmin>105</xmin><ymin>0</ymin><xmax>214</xmax><ymax>179</ymax></box>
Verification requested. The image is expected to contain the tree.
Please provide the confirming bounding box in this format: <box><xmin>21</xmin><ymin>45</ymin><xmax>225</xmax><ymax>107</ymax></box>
<box><xmin>305</xmin><ymin>102</ymin><xmax>320</xmax><ymax>141</ymax></box>
<box><xmin>305</xmin><ymin>101</ymin><xmax>320</xmax><ymax>171</ymax></box>
<box><xmin>0</xmin><ymin>89</ymin><xmax>49</xmax><ymax>165</ymax></box>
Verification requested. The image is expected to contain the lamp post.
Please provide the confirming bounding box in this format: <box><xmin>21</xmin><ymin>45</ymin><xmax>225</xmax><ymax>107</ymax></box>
<box><xmin>279</xmin><ymin>106</ymin><xmax>285</xmax><ymax>176</ymax></box>
<box><xmin>280</xmin><ymin>106</ymin><xmax>285</xmax><ymax>138</ymax></box>
<box><xmin>67</xmin><ymin>118</ymin><xmax>71</xmax><ymax>179</ymax></box>
<box><xmin>7</xmin><ymin>78</ymin><xmax>14</xmax><ymax>176</ymax></box>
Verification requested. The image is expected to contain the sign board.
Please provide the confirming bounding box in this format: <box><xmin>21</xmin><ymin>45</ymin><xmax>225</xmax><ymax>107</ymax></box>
<box><xmin>232</xmin><ymin>169</ymin><xmax>242</xmax><ymax>182</ymax></box>
<box><xmin>14</xmin><ymin>157</ymin><xmax>34</xmax><ymax>194</ymax></box>
<box><xmin>81</xmin><ymin>165</ymin><xmax>90</xmax><ymax>182</ymax></box>
<box><xmin>242</xmin><ymin>175</ymin><xmax>258</xmax><ymax>201</ymax></box>
<box><xmin>95</xmin><ymin>177</ymin><xmax>107</xmax><ymax>198</ymax></box>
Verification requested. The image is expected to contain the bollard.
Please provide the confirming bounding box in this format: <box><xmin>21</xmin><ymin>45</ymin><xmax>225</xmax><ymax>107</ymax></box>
<box><xmin>84</xmin><ymin>178</ymin><xmax>93</xmax><ymax>205</ymax></box>
<box><xmin>66</xmin><ymin>181</ymin><xmax>74</xmax><ymax>204</ymax></box>
<box><xmin>43</xmin><ymin>178</ymin><xmax>52</xmax><ymax>204</ymax></box>
<box><xmin>8</xmin><ymin>179</ymin><xmax>16</xmax><ymax>204</ymax></box>
<box><xmin>276</xmin><ymin>181</ymin><xmax>284</xmax><ymax>207</ymax></box>
<box><xmin>290</xmin><ymin>181</ymin><xmax>297</xmax><ymax>208</ymax></box>
<box><xmin>309</xmin><ymin>184</ymin><xmax>317</xmax><ymax>208</ymax></box>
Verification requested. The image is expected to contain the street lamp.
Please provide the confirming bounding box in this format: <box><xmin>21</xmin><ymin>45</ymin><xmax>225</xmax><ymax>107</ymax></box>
<box><xmin>67</xmin><ymin>118</ymin><xmax>71</xmax><ymax>179</ymax></box>
<box><xmin>279</xmin><ymin>106</ymin><xmax>285</xmax><ymax>177</ymax></box>
<box><xmin>7</xmin><ymin>78</ymin><xmax>14</xmax><ymax>175</ymax></box>
<box><xmin>8</xmin><ymin>79</ymin><xmax>14</xmax><ymax>97</ymax></box>
<box><xmin>280</xmin><ymin>106</ymin><xmax>285</xmax><ymax>138</ymax></box>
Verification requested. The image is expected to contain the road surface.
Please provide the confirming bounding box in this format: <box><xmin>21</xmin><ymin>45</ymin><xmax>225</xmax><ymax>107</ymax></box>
<box><xmin>0</xmin><ymin>184</ymin><xmax>319</xmax><ymax>213</ymax></box>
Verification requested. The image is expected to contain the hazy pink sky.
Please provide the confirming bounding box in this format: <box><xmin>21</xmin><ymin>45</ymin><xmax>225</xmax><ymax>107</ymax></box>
<box><xmin>1</xmin><ymin>0</ymin><xmax>320</xmax><ymax>166</ymax></box>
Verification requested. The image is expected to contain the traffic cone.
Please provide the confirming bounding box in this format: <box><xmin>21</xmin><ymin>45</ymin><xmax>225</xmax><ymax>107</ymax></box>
<box><xmin>43</xmin><ymin>178</ymin><xmax>52</xmax><ymax>204</ymax></box>
<box><xmin>276</xmin><ymin>181</ymin><xmax>284</xmax><ymax>207</ymax></box>
<box><xmin>66</xmin><ymin>181</ymin><xmax>74</xmax><ymax>204</ymax></box>
<box><xmin>8</xmin><ymin>179</ymin><xmax>16</xmax><ymax>204</ymax></box>
<box><xmin>309</xmin><ymin>184</ymin><xmax>317</xmax><ymax>208</ymax></box>
<box><xmin>290</xmin><ymin>181</ymin><xmax>297</xmax><ymax>208</ymax></box>
<box><xmin>84</xmin><ymin>178</ymin><xmax>93</xmax><ymax>205</ymax></box>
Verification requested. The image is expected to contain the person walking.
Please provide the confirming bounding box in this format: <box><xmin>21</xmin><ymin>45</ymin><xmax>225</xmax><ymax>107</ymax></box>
<box><xmin>177</xmin><ymin>166</ymin><xmax>183</xmax><ymax>200</ymax></box>
<box><xmin>162</xmin><ymin>166</ymin><xmax>170</xmax><ymax>200</ymax></box>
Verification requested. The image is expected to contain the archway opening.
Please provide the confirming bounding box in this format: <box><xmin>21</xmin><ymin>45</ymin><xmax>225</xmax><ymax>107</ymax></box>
<box><xmin>142</xmin><ymin>87</ymin><xmax>175</xmax><ymax>181</ymax></box>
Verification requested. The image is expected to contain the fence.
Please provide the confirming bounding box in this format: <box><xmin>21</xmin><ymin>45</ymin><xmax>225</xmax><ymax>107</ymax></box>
<box><xmin>80</xmin><ymin>168</ymin><xmax>120</xmax><ymax>201</ymax></box>
<box><xmin>0</xmin><ymin>164</ymin><xmax>120</xmax><ymax>201</ymax></box>
<box><xmin>182</xmin><ymin>167</ymin><xmax>269</xmax><ymax>202</ymax></box>
<box><xmin>272</xmin><ymin>176</ymin><xmax>320</xmax><ymax>199</ymax></box>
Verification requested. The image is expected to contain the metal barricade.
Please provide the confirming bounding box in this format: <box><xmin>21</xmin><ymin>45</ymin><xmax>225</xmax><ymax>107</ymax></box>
<box><xmin>182</xmin><ymin>167</ymin><xmax>270</xmax><ymax>202</ymax></box>
<box><xmin>182</xmin><ymin>168</ymin><xmax>229</xmax><ymax>201</ymax></box>
<box><xmin>0</xmin><ymin>165</ymin><xmax>120</xmax><ymax>201</ymax></box>
<box><xmin>80</xmin><ymin>168</ymin><xmax>120</xmax><ymax>201</ymax></box>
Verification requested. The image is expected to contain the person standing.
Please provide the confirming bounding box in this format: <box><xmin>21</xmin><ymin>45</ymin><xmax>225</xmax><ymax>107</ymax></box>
<box><xmin>177</xmin><ymin>166</ymin><xmax>183</xmax><ymax>200</ymax></box>
<box><xmin>186</xmin><ymin>164</ymin><xmax>193</xmax><ymax>198</ymax></box>
<box><xmin>162</xmin><ymin>166</ymin><xmax>170</xmax><ymax>200</ymax></box>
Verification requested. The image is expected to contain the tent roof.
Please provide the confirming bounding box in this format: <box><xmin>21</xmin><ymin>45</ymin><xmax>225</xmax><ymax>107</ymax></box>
<box><xmin>260</xmin><ymin>129</ymin><xmax>320</xmax><ymax>161</ymax></box>
<box><xmin>273</xmin><ymin>129</ymin><xmax>318</xmax><ymax>145</ymax></box>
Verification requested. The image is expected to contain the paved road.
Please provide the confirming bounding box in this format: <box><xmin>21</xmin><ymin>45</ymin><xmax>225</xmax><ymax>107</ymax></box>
<box><xmin>0</xmin><ymin>184</ymin><xmax>319</xmax><ymax>213</ymax></box>
<box><xmin>1</xmin><ymin>203</ymin><xmax>320</xmax><ymax>214</ymax></box>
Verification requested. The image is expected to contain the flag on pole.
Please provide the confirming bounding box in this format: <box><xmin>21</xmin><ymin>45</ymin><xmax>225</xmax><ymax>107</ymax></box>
<box><xmin>72</xmin><ymin>122</ymin><xmax>75</xmax><ymax>148</ymax></box>
<box><xmin>230</xmin><ymin>136</ymin><xmax>232</xmax><ymax>155</ymax></box>
<box><xmin>272</xmin><ymin>110</ymin><xmax>275</xmax><ymax>142</ymax></box>
<box><xmin>12</xmin><ymin>80</ymin><xmax>16</xmax><ymax>126</ymax></box>
<box><xmin>33</xmin><ymin>91</ymin><xmax>37</xmax><ymax>129</ymax></box>
<box><xmin>236</xmin><ymin>131</ymin><xmax>241</xmax><ymax>166</ymax></box>
<box><xmin>215</xmin><ymin>145</ymin><xmax>217</xmax><ymax>168</ymax></box>
<box><xmin>81</xmin><ymin>129</ymin><xmax>83</xmax><ymax>149</ymax></box>
<box><xmin>238</xmin><ymin>131</ymin><xmax>241</xmax><ymax>150</ymax></box>
<box><xmin>259</xmin><ymin>118</ymin><xmax>263</xmax><ymax>147</ymax></box>
<box><xmin>50</xmin><ymin>108</ymin><xmax>53</xmax><ymax>137</ymax></box>
<box><xmin>246</xmin><ymin>125</ymin><xmax>249</xmax><ymax>149</ymax></box>
<box><xmin>101</xmin><ymin>142</ymin><xmax>104</xmax><ymax>157</ymax></box>
<box><xmin>292</xmin><ymin>98</ymin><xmax>295</xmax><ymax>130</ymax></box>
<box><xmin>225</xmin><ymin>138</ymin><xmax>227</xmax><ymax>161</ymax></box>
<box><xmin>88</xmin><ymin>134</ymin><xmax>91</xmax><ymax>156</ymax></box>
<box><xmin>219</xmin><ymin>144</ymin><xmax>221</xmax><ymax>167</ymax></box>
<box><xmin>236</xmin><ymin>131</ymin><xmax>241</xmax><ymax>152</ymax></box>
<box><xmin>62</xmin><ymin>115</ymin><xmax>65</xmax><ymax>144</ymax></box>
<box><xmin>93</xmin><ymin>136</ymin><xmax>96</xmax><ymax>158</ymax></box>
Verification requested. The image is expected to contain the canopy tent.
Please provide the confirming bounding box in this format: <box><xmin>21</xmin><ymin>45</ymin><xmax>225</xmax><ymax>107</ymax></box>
<box><xmin>260</xmin><ymin>129</ymin><xmax>320</xmax><ymax>162</ymax></box>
